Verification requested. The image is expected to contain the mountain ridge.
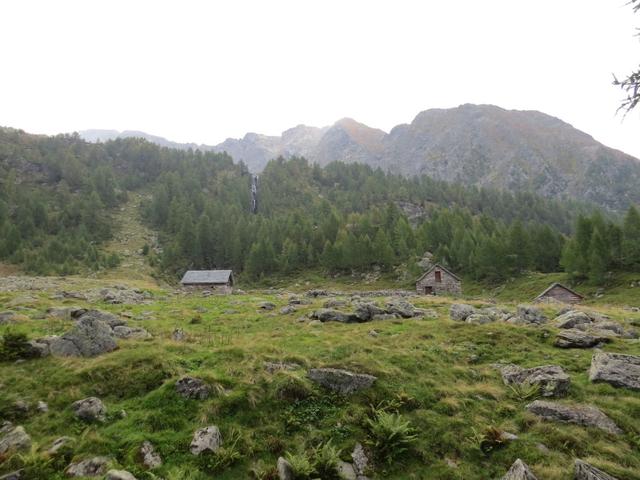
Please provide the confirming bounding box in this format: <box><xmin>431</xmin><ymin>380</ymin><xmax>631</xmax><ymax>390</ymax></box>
<box><xmin>78</xmin><ymin>104</ymin><xmax>640</xmax><ymax>210</ymax></box>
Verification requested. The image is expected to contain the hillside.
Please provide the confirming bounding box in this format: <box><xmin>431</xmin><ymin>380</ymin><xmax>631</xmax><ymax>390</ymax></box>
<box><xmin>81</xmin><ymin>105</ymin><xmax>640</xmax><ymax>211</ymax></box>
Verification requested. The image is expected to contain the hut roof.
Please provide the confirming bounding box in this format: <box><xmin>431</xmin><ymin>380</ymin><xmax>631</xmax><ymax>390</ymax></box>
<box><xmin>180</xmin><ymin>270</ymin><xmax>233</xmax><ymax>284</ymax></box>
<box><xmin>416</xmin><ymin>263</ymin><xmax>461</xmax><ymax>283</ymax></box>
<box><xmin>535</xmin><ymin>282</ymin><xmax>584</xmax><ymax>300</ymax></box>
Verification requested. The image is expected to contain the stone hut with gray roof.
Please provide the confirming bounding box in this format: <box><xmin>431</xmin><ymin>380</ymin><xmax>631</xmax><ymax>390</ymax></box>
<box><xmin>415</xmin><ymin>263</ymin><xmax>461</xmax><ymax>296</ymax></box>
<box><xmin>180</xmin><ymin>270</ymin><xmax>235</xmax><ymax>294</ymax></box>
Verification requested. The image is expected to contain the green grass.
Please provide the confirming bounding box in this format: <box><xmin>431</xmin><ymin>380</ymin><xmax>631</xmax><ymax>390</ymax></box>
<box><xmin>1</xmin><ymin>281</ymin><xmax>639</xmax><ymax>479</ymax></box>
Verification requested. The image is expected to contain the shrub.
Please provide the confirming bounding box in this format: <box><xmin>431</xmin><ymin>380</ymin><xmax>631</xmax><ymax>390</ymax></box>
<box><xmin>366</xmin><ymin>411</ymin><xmax>417</xmax><ymax>464</ymax></box>
<box><xmin>1</xmin><ymin>332</ymin><xmax>35</xmax><ymax>362</ymax></box>
<box><xmin>284</xmin><ymin>450</ymin><xmax>314</xmax><ymax>479</ymax></box>
<box><xmin>311</xmin><ymin>440</ymin><xmax>342</xmax><ymax>479</ymax></box>
<box><xmin>507</xmin><ymin>382</ymin><xmax>541</xmax><ymax>402</ymax></box>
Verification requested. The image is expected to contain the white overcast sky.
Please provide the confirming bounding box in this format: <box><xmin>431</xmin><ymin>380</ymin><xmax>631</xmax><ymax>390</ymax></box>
<box><xmin>2</xmin><ymin>0</ymin><xmax>639</xmax><ymax>157</ymax></box>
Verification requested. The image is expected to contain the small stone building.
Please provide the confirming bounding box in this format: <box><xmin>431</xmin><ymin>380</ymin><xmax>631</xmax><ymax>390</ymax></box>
<box><xmin>180</xmin><ymin>270</ymin><xmax>234</xmax><ymax>294</ymax></box>
<box><xmin>415</xmin><ymin>264</ymin><xmax>461</xmax><ymax>295</ymax></box>
<box><xmin>534</xmin><ymin>282</ymin><xmax>583</xmax><ymax>304</ymax></box>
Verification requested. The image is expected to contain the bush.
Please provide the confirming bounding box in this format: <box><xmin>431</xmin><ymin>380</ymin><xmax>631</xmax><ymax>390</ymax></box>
<box><xmin>284</xmin><ymin>450</ymin><xmax>314</xmax><ymax>479</ymax></box>
<box><xmin>366</xmin><ymin>410</ymin><xmax>417</xmax><ymax>464</ymax></box>
<box><xmin>311</xmin><ymin>440</ymin><xmax>342</xmax><ymax>479</ymax></box>
<box><xmin>1</xmin><ymin>332</ymin><xmax>35</xmax><ymax>362</ymax></box>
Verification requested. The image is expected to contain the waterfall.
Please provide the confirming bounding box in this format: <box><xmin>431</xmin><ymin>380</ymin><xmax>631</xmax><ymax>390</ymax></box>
<box><xmin>250</xmin><ymin>174</ymin><xmax>258</xmax><ymax>214</ymax></box>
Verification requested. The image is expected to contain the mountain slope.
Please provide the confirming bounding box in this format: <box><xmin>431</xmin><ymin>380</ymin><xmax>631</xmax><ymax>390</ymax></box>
<box><xmin>77</xmin><ymin>105</ymin><xmax>640</xmax><ymax>210</ymax></box>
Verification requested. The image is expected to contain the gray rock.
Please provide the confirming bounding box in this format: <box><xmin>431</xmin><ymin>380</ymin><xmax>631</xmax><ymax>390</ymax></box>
<box><xmin>175</xmin><ymin>376</ymin><xmax>211</xmax><ymax>400</ymax></box>
<box><xmin>465</xmin><ymin>314</ymin><xmax>494</xmax><ymax>325</ymax></box>
<box><xmin>311</xmin><ymin>309</ymin><xmax>357</xmax><ymax>323</ymax></box>
<box><xmin>112</xmin><ymin>326</ymin><xmax>151</xmax><ymax>339</ymax></box>
<box><xmin>46</xmin><ymin>336</ymin><xmax>81</xmax><ymax>357</ymax></box>
<box><xmin>78</xmin><ymin>310</ymin><xmax>126</xmax><ymax>328</ymax></box>
<box><xmin>501</xmin><ymin>459</ymin><xmax>538</xmax><ymax>480</ymax></box>
<box><xmin>589</xmin><ymin>352</ymin><xmax>640</xmax><ymax>391</ymax></box>
<box><xmin>190</xmin><ymin>426</ymin><xmax>222</xmax><ymax>455</ymax></box>
<box><xmin>0</xmin><ymin>311</ymin><xmax>17</xmax><ymax>324</ymax></box>
<box><xmin>450</xmin><ymin>304</ymin><xmax>476</xmax><ymax>321</ymax></box>
<box><xmin>554</xmin><ymin>329</ymin><xmax>611</xmax><ymax>348</ymax></box>
<box><xmin>140</xmin><ymin>440</ymin><xmax>162</xmax><ymax>469</ymax></box>
<box><xmin>554</xmin><ymin>310</ymin><xmax>592</xmax><ymax>329</ymax></box>
<box><xmin>66</xmin><ymin>457</ymin><xmax>109</xmax><ymax>477</ymax></box>
<box><xmin>338</xmin><ymin>461</ymin><xmax>357</xmax><ymax>480</ymax></box>
<box><xmin>372</xmin><ymin>313</ymin><xmax>398</xmax><ymax>321</ymax></box>
<box><xmin>516</xmin><ymin>305</ymin><xmax>547</xmax><ymax>324</ymax></box>
<box><xmin>385</xmin><ymin>298</ymin><xmax>416</xmax><ymax>318</ymax></box>
<box><xmin>0</xmin><ymin>470</ymin><xmax>23</xmax><ymax>480</ymax></box>
<box><xmin>499</xmin><ymin>364</ymin><xmax>570</xmax><ymax>397</ymax></box>
<box><xmin>574</xmin><ymin>459</ymin><xmax>619</xmax><ymax>480</ymax></box>
<box><xmin>258</xmin><ymin>302</ymin><xmax>276</xmax><ymax>311</ymax></box>
<box><xmin>26</xmin><ymin>340</ymin><xmax>50</xmax><ymax>357</ymax></box>
<box><xmin>72</xmin><ymin>397</ymin><xmax>107</xmax><ymax>422</ymax></box>
<box><xmin>105</xmin><ymin>470</ymin><xmax>137</xmax><ymax>480</ymax></box>
<box><xmin>526</xmin><ymin>400</ymin><xmax>622</xmax><ymax>435</ymax></box>
<box><xmin>0</xmin><ymin>426</ymin><xmax>31</xmax><ymax>455</ymax></box>
<box><xmin>47</xmin><ymin>436</ymin><xmax>74</xmax><ymax>455</ymax></box>
<box><xmin>351</xmin><ymin>443</ymin><xmax>369</xmax><ymax>477</ymax></box>
<box><xmin>277</xmin><ymin>456</ymin><xmax>294</xmax><ymax>480</ymax></box>
<box><xmin>37</xmin><ymin>401</ymin><xmax>48</xmax><ymax>412</ymax></box>
<box><xmin>324</xmin><ymin>298</ymin><xmax>348</xmax><ymax>309</ymax></box>
<box><xmin>57</xmin><ymin>317</ymin><xmax>118</xmax><ymax>357</ymax></box>
<box><xmin>171</xmin><ymin>328</ymin><xmax>185</xmax><ymax>341</ymax></box>
<box><xmin>264</xmin><ymin>361</ymin><xmax>300</xmax><ymax>373</ymax></box>
<box><xmin>308</xmin><ymin>368</ymin><xmax>377</xmax><ymax>394</ymax></box>
<box><xmin>280</xmin><ymin>305</ymin><xmax>297</xmax><ymax>315</ymax></box>
<box><xmin>354</xmin><ymin>302</ymin><xmax>386</xmax><ymax>321</ymax></box>
<box><xmin>46</xmin><ymin>307</ymin><xmax>74</xmax><ymax>319</ymax></box>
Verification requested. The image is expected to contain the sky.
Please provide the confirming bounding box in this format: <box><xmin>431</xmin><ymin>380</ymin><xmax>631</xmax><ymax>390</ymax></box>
<box><xmin>2</xmin><ymin>0</ymin><xmax>640</xmax><ymax>157</ymax></box>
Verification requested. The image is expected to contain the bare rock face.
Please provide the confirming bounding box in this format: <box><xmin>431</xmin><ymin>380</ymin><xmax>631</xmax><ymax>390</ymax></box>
<box><xmin>66</xmin><ymin>457</ymin><xmax>110</xmax><ymax>477</ymax></box>
<box><xmin>72</xmin><ymin>397</ymin><xmax>107</xmax><ymax>422</ymax></box>
<box><xmin>554</xmin><ymin>330</ymin><xmax>611</xmax><ymax>349</ymax></box>
<box><xmin>140</xmin><ymin>440</ymin><xmax>162</xmax><ymax>469</ymax></box>
<box><xmin>0</xmin><ymin>426</ymin><xmax>31</xmax><ymax>455</ymax></box>
<box><xmin>450</xmin><ymin>304</ymin><xmax>476</xmax><ymax>321</ymax></box>
<box><xmin>499</xmin><ymin>364</ymin><xmax>570</xmax><ymax>397</ymax></box>
<box><xmin>574</xmin><ymin>459</ymin><xmax>619</xmax><ymax>480</ymax></box>
<box><xmin>190</xmin><ymin>426</ymin><xmax>222</xmax><ymax>455</ymax></box>
<box><xmin>526</xmin><ymin>400</ymin><xmax>622</xmax><ymax>435</ymax></box>
<box><xmin>589</xmin><ymin>352</ymin><xmax>640</xmax><ymax>391</ymax></box>
<box><xmin>277</xmin><ymin>456</ymin><xmax>294</xmax><ymax>480</ymax></box>
<box><xmin>105</xmin><ymin>470</ymin><xmax>137</xmax><ymax>480</ymax></box>
<box><xmin>501</xmin><ymin>459</ymin><xmax>538</xmax><ymax>480</ymax></box>
<box><xmin>308</xmin><ymin>368</ymin><xmax>376</xmax><ymax>394</ymax></box>
<box><xmin>175</xmin><ymin>376</ymin><xmax>211</xmax><ymax>400</ymax></box>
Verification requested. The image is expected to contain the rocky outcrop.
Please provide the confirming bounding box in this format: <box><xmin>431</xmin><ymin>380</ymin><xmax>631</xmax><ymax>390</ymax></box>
<box><xmin>56</xmin><ymin>316</ymin><xmax>118</xmax><ymax>357</ymax></box>
<box><xmin>175</xmin><ymin>376</ymin><xmax>211</xmax><ymax>400</ymax></box>
<box><xmin>554</xmin><ymin>330</ymin><xmax>611</xmax><ymax>348</ymax></box>
<box><xmin>72</xmin><ymin>397</ymin><xmax>107</xmax><ymax>422</ymax></box>
<box><xmin>589</xmin><ymin>352</ymin><xmax>640</xmax><ymax>391</ymax></box>
<box><xmin>190</xmin><ymin>426</ymin><xmax>222</xmax><ymax>455</ymax></box>
<box><xmin>501</xmin><ymin>459</ymin><xmax>538</xmax><ymax>480</ymax></box>
<box><xmin>574</xmin><ymin>459</ymin><xmax>619</xmax><ymax>480</ymax></box>
<box><xmin>308</xmin><ymin>368</ymin><xmax>376</xmax><ymax>394</ymax></box>
<box><xmin>66</xmin><ymin>457</ymin><xmax>110</xmax><ymax>477</ymax></box>
<box><xmin>0</xmin><ymin>426</ymin><xmax>31</xmax><ymax>455</ymax></box>
<box><xmin>310</xmin><ymin>309</ymin><xmax>357</xmax><ymax>323</ymax></box>
<box><xmin>450</xmin><ymin>304</ymin><xmax>476</xmax><ymax>321</ymax></box>
<box><xmin>499</xmin><ymin>364</ymin><xmax>570</xmax><ymax>397</ymax></box>
<box><xmin>526</xmin><ymin>400</ymin><xmax>622</xmax><ymax>435</ymax></box>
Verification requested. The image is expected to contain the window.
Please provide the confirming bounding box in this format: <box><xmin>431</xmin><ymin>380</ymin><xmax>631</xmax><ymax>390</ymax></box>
<box><xmin>435</xmin><ymin>270</ymin><xmax>442</xmax><ymax>283</ymax></box>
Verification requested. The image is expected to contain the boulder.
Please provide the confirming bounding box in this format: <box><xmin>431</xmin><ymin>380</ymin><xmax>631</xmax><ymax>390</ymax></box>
<box><xmin>589</xmin><ymin>352</ymin><xmax>640</xmax><ymax>391</ymax></box>
<box><xmin>526</xmin><ymin>400</ymin><xmax>622</xmax><ymax>435</ymax></box>
<box><xmin>354</xmin><ymin>302</ymin><xmax>386</xmax><ymax>321</ymax></box>
<box><xmin>574</xmin><ymin>459</ymin><xmax>619</xmax><ymax>480</ymax></box>
<box><xmin>554</xmin><ymin>310</ymin><xmax>592</xmax><ymax>329</ymax></box>
<box><xmin>0</xmin><ymin>426</ymin><xmax>31</xmax><ymax>455</ymax></box>
<box><xmin>385</xmin><ymin>298</ymin><xmax>417</xmax><ymax>318</ymax></box>
<box><xmin>351</xmin><ymin>443</ymin><xmax>369</xmax><ymax>477</ymax></box>
<box><xmin>499</xmin><ymin>364</ymin><xmax>570</xmax><ymax>397</ymax></box>
<box><xmin>37</xmin><ymin>401</ymin><xmax>49</xmax><ymax>412</ymax></box>
<box><xmin>554</xmin><ymin>330</ymin><xmax>611</xmax><ymax>348</ymax></box>
<box><xmin>26</xmin><ymin>340</ymin><xmax>50</xmax><ymax>357</ymax></box>
<box><xmin>140</xmin><ymin>440</ymin><xmax>162</xmax><ymax>469</ymax></box>
<box><xmin>78</xmin><ymin>310</ymin><xmax>126</xmax><ymax>329</ymax></box>
<box><xmin>371</xmin><ymin>313</ymin><xmax>398</xmax><ymax>321</ymax></box>
<box><xmin>308</xmin><ymin>368</ymin><xmax>377</xmax><ymax>394</ymax></box>
<box><xmin>72</xmin><ymin>397</ymin><xmax>107</xmax><ymax>422</ymax></box>
<box><xmin>47</xmin><ymin>436</ymin><xmax>74</xmax><ymax>456</ymax></box>
<box><xmin>66</xmin><ymin>457</ymin><xmax>109</xmax><ymax>477</ymax></box>
<box><xmin>516</xmin><ymin>305</ymin><xmax>547</xmax><ymax>325</ymax></box>
<box><xmin>0</xmin><ymin>471</ymin><xmax>23</xmax><ymax>480</ymax></box>
<box><xmin>338</xmin><ymin>461</ymin><xmax>357</xmax><ymax>480</ymax></box>
<box><xmin>277</xmin><ymin>456</ymin><xmax>294</xmax><ymax>480</ymax></box>
<box><xmin>171</xmin><ymin>328</ymin><xmax>185</xmax><ymax>341</ymax></box>
<box><xmin>280</xmin><ymin>305</ymin><xmax>297</xmax><ymax>315</ymax></box>
<box><xmin>112</xmin><ymin>326</ymin><xmax>151</xmax><ymax>339</ymax></box>
<box><xmin>175</xmin><ymin>376</ymin><xmax>211</xmax><ymax>400</ymax></box>
<box><xmin>311</xmin><ymin>309</ymin><xmax>357</xmax><ymax>323</ymax></box>
<box><xmin>450</xmin><ymin>304</ymin><xmax>476</xmax><ymax>321</ymax></box>
<box><xmin>258</xmin><ymin>302</ymin><xmax>276</xmax><ymax>311</ymax></box>
<box><xmin>324</xmin><ymin>298</ymin><xmax>348</xmax><ymax>309</ymax></box>
<box><xmin>501</xmin><ymin>459</ymin><xmax>538</xmax><ymax>480</ymax></box>
<box><xmin>465</xmin><ymin>314</ymin><xmax>494</xmax><ymax>325</ymax></box>
<box><xmin>57</xmin><ymin>317</ymin><xmax>118</xmax><ymax>357</ymax></box>
<box><xmin>105</xmin><ymin>471</ymin><xmax>137</xmax><ymax>480</ymax></box>
<box><xmin>190</xmin><ymin>426</ymin><xmax>222</xmax><ymax>455</ymax></box>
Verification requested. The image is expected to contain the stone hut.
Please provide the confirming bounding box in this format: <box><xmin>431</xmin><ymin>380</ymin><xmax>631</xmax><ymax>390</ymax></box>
<box><xmin>534</xmin><ymin>282</ymin><xmax>583</xmax><ymax>304</ymax></box>
<box><xmin>180</xmin><ymin>270</ymin><xmax>234</xmax><ymax>294</ymax></box>
<box><xmin>415</xmin><ymin>263</ymin><xmax>461</xmax><ymax>295</ymax></box>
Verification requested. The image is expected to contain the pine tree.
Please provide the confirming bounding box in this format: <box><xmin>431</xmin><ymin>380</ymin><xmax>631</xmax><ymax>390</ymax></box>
<box><xmin>589</xmin><ymin>228</ymin><xmax>608</xmax><ymax>285</ymax></box>
<box><xmin>622</xmin><ymin>205</ymin><xmax>640</xmax><ymax>268</ymax></box>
